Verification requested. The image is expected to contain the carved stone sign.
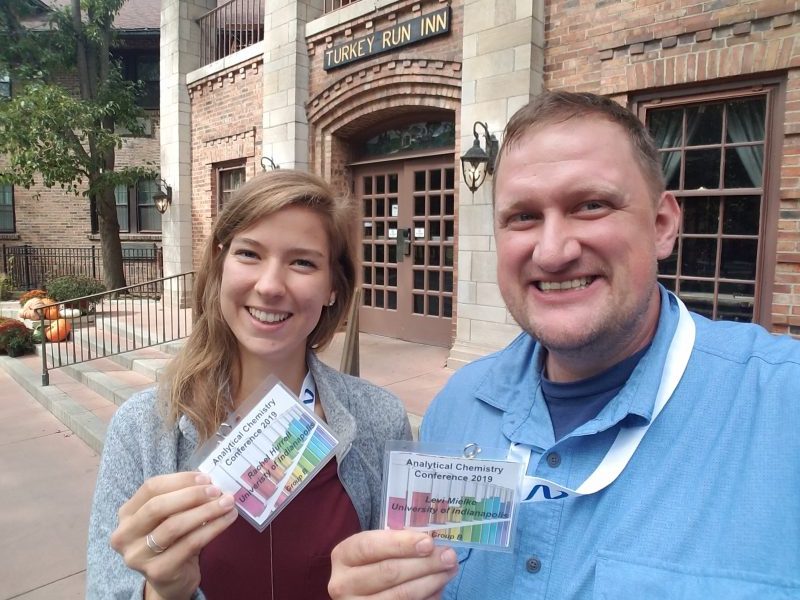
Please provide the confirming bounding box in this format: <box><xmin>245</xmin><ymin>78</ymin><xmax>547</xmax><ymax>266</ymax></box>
<box><xmin>323</xmin><ymin>7</ymin><xmax>451</xmax><ymax>71</ymax></box>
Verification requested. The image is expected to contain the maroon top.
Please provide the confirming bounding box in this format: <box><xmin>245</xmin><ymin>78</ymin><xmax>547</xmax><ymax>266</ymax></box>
<box><xmin>199</xmin><ymin>459</ymin><xmax>361</xmax><ymax>600</ymax></box>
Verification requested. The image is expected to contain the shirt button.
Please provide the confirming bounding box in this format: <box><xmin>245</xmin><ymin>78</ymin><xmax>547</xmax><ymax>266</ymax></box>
<box><xmin>526</xmin><ymin>556</ymin><xmax>542</xmax><ymax>573</ymax></box>
<box><xmin>546</xmin><ymin>452</ymin><xmax>561</xmax><ymax>468</ymax></box>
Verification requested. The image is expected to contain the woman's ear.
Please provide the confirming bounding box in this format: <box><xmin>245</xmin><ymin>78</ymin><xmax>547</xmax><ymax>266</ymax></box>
<box><xmin>328</xmin><ymin>292</ymin><xmax>336</xmax><ymax>307</ymax></box>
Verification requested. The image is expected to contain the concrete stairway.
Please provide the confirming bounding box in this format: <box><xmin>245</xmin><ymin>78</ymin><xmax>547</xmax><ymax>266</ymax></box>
<box><xmin>0</xmin><ymin>305</ymin><xmax>178</xmax><ymax>453</ymax></box>
<box><xmin>1</xmin><ymin>301</ymin><xmax>453</xmax><ymax>452</ymax></box>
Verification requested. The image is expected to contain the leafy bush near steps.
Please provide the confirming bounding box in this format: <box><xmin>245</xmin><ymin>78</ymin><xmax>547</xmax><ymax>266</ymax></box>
<box><xmin>0</xmin><ymin>317</ymin><xmax>34</xmax><ymax>356</ymax></box>
<box><xmin>45</xmin><ymin>275</ymin><xmax>106</xmax><ymax>312</ymax></box>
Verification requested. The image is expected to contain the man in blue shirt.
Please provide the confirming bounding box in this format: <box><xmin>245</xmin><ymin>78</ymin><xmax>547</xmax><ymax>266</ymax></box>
<box><xmin>329</xmin><ymin>91</ymin><xmax>800</xmax><ymax>599</ymax></box>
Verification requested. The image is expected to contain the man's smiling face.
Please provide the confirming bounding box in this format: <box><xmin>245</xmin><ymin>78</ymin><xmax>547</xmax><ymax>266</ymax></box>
<box><xmin>493</xmin><ymin>116</ymin><xmax>680</xmax><ymax>381</ymax></box>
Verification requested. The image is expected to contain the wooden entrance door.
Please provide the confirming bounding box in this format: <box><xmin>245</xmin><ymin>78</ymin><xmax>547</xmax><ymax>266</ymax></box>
<box><xmin>356</xmin><ymin>155</ymin><xmax>455</xmax><ymax>347</ymax></box>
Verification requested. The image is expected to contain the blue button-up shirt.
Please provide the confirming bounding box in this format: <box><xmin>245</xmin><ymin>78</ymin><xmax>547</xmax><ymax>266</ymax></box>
<box><xmin>422</xmin><ymin>288</ymin><xmax>800</xmax><ymax>598</ymax></box>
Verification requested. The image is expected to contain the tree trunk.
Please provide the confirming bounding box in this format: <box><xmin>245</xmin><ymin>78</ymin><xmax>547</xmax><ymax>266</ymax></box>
<box><xmin>95</xmin><ymin>185</ymin><xmax>126</xmax><ymax>290</ymax></box>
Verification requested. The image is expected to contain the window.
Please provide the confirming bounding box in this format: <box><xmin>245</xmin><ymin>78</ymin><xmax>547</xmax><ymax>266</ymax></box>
<box><xmin>0</xmin><ymin>73</ymin><xmax>9</xmax><ymax>99</ymax></box>
<box><xmin>115</xmin><ymin>184</ymin><xmax>130</xmax><ymax>232</ymax></box>
<box><xmin>0</xmin><ymin>185</ymin><xmax>15</xmax><ymax>233</ymax></box>
<box><xmin>642</xmin><ymin>87</ymin><xmax>776</xmax><ymax>324</ymax></box>
<box><xmin>217</xmin><ymin>165</ymin><xmax>246</xmax><ymax>210</ymax></box>
<box><xmin>136</xmin><ymin>180</ymin><xmax>161</xmax><ymax>232</ymax></box>
<box><xmin>120</xmin><ymin>53</ymin><xmax>159</xmax><ymax>109</ymax></box>
<box><xmin>114</xmin><ymin>180</ymin><xmax>161</xmax><ymax>233</ymax></box>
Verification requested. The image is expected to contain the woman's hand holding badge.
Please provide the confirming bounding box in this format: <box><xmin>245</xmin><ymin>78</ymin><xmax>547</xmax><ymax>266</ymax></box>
<box><xmin>109</xmin><ymin>472</ymin><xmax>238</xmax><ymax>600</ymax></box>
<box><xmin>328</xmin><ymin>530</ymin><xmax>458</xmax><ymax>600</ymax></box>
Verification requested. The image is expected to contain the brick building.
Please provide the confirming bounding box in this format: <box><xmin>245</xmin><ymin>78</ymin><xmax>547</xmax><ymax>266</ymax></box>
<box><xmin>164</xmin><ymin>0</ymin><xmax>798</xmax><ymax>361</ymax></box>
<box><xmin>1</xmin><ymin>0</ymin><xmax>163</xmax><ymax>285</ymax></box>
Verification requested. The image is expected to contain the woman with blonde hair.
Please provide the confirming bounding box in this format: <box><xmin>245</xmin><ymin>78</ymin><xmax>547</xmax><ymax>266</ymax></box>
<box><xmin>87</xmin><ymin>170</ymin><xmax>411</xmax><ymax>599</ymax></box>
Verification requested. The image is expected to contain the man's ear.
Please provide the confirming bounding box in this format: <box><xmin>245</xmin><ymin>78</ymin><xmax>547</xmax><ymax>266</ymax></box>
<box><xmin>654</xmin><ymin>192</ymin><xmax>681</xmax><ymax>260</ymax></box>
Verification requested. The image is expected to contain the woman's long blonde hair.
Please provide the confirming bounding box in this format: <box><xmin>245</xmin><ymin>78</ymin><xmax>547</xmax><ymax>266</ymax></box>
<box><xmin>161</xmin><ymin>170</ymin><xmax>358</xmax><ymax>440</ymax></box>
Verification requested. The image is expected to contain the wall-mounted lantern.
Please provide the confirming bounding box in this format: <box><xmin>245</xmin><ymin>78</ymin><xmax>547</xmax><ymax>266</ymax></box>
<box><xmin>460</xmin><ymin>121</ymin><xmax>498</xmax><ymax>193</ymax></box>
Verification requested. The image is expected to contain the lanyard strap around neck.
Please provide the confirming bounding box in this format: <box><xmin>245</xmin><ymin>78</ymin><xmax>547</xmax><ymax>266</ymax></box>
<box><xmin>300</xmin><ymin>370</ymin><xmax>317</xmax><ymax>412</ymax></box>
<box><xmin>510</xmin><ymin>295</ymin><xmax>696</xmax><ymax>502</ymax></box>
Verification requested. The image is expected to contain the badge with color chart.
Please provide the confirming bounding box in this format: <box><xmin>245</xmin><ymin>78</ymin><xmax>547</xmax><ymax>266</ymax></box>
<box><xmin>189</xmin><ymin>376</ymin><xmax>338</xmax><ymax>532</ymax></box>
<box><xmin>380</xmin><ymin>442</ymin><xmax>523</xmax><ymax>552</ymax></box>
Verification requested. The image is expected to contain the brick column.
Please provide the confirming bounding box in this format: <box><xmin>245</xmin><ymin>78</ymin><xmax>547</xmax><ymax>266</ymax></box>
<box><xmin>447</xmin><ymin>0</ymin><xmax>546</xmax><ymax>368</ymax></box>
<box><xmin>261</xmin><ymin>0</ymin><xmax>322</xmax><ymax>170</ymax></box>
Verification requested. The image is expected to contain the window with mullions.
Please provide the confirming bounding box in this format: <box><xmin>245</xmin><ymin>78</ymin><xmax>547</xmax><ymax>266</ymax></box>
<box><xmin>644</xmin><ymin>93</ymin><xmax>770</xmax><ymax>324</ymax></box>
<box><xmin>114</xmin><ymin>180</ymin><xmax>162</xmax><ymax>233</ymax></box>
<box><xmin>217</xmin><ymin>166</ymin><xmax>246</xmax><ymax>210</ymax></box>
<box><xmin>0</xmin><ymin>185</ymin><xmax>15</xmax><ymax>232</ymax></box>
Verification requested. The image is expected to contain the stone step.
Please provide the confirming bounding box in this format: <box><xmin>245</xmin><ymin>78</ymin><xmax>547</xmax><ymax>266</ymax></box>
<box><xmin>0</xmin><ymin>353</ymin><xmax>113</xmax><ymax>454</ymax></box>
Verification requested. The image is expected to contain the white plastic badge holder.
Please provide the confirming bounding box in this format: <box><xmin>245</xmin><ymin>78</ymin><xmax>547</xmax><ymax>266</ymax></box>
<box><xmin>380</xmin><ymin>441</ymin><xmax>523</xmax><ymax>552</ymax></box>
<box><xmin>188</xmin><ymin>375</ymin><xmax>339</xmax><ymax>532</ymax></box>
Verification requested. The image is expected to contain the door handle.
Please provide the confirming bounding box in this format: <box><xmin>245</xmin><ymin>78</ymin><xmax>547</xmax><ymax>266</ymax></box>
<box><xmin>401</xmin><ymin>228</ymin><xmax>412</xmax><ymax>257</ymax></box>
<box><xmin>396</xmin><ymin>228</ymin><xmax>412</xmax><ymax>261</ymax></box>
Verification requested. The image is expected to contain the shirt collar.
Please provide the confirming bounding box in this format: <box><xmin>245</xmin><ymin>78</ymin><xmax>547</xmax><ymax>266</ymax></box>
<box><xmin>474</xmin><ymin>285</ymin><xmax>682</xmax><ymax>448</ymax></box>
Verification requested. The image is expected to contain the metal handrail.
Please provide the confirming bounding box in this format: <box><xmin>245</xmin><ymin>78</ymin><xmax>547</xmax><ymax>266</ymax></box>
<box><xmin>34</xmin><ymin>272</ymin><xmax>195</xmax><ymax>386</ymax></box>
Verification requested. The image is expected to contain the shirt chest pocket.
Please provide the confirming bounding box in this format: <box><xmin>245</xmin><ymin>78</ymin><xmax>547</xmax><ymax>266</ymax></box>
<box><xmin>594</xmin><ymin>553</ymin><xmax>800</xmax><ymax>600</ymax></box>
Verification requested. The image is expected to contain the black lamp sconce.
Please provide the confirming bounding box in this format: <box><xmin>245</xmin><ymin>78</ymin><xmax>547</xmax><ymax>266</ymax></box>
<box><xmin>153</xmin><ymin>178</ymin><xmax>172</xmax><ymax>214</ymax></box>
<box><xmin>460</xmin><ymin>121</ymin><xmax>499</xmax><ymax>193</ymax></box>
<box><xmin>261</xmin><ymin>156</ymin><xmax>280</xmax><ymax>171</ymax></box>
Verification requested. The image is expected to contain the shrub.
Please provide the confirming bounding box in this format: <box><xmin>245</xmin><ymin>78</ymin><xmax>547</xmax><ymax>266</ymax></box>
<box><xmin>5</xmin><ymin>328</ymin><xmax>34</xmax><ymax>357</ymax></box>
<box><xmin>0</xmin><ymin>318</ymin><xmax>33</xmax><ymax>355</ymax></box>
<box><xmin>0</xmin><ymin>274</ymin><xmax>13</xmax><ymax>301</ymax></box>
<box><xmin>45</xmin><ymin>275</ymin><xmax>106</xmax><ymax>312</ymax></box>
<box><xmin>19</xmin><ymin>289</ymin><xmax>48</xmax><ymax>307</ymax></box>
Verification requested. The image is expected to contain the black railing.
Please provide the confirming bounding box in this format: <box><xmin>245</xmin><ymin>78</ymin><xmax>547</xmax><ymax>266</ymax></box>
<box><xmin>1</xmin><ymin>244</ymin><xmax>163</xmax><ymax>291</ymax></box>
<box><xmin>197</xmin><ymin>0</ymin><xmax>265</xmax><ymax>67</ymax></box>
<box><xmin>324</xmin><ymin>0</ymin><xmax>361</xmax><ymax>13</ymax></box>
<box><xmin>34</xmin><ymin>272</ymin><xmax>194</xmax><ymax>386</ymax></box>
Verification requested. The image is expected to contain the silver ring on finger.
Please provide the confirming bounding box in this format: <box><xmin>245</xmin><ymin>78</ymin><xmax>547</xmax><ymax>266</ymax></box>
<box><xmin>146</xmin><ymin>533</ymin><xmax>167</xmax><ymax>554</ymax></box>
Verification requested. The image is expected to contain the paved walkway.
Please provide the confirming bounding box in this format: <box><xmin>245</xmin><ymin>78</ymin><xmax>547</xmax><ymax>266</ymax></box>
<box><xmin>0</xmin><ymin>332</ymin><xmax>453</xmax><ymax>599</ymax></box>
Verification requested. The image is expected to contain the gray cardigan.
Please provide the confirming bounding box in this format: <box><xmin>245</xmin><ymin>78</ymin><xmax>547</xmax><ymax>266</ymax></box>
<box><xmin>86</xmin><ymin>353</ymin><xmax>412</xmax><ymax>600</ymax></box>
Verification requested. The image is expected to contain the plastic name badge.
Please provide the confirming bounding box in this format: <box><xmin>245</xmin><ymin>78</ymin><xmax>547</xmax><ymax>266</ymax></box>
<box><xmin>189</xmin><ymin>375</ymin><xmax>339</xmax><ymax>532</ymax></box>
<box><xmin>380</xmin><ymin>441</ymin><xmax>523</xmax><ymax>552</ymax></box>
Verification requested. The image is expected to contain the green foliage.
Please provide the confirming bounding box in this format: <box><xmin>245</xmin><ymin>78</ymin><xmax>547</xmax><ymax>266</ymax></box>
<box><xmin>0</xmin><ymin>317</ymin><xmax>33</xmax><ymax>355</ymax></box>
<box><xmin>0</xmin><ymin>273</ymin><xmax>13</xmax><ymax>300</ymax></box>
<box><xmin>0</xmin><ymin>0</ymin><xmax>157</xmax><ymax>289</ymax></box>
<box><xmin>5</xmin><ymin>327</ymin><xmax>34</xmax><ymax>357</ymax></box>
<box><xmin>45</xmin><ymin>275</ymin><xmax>106</xmax><ymax>305</ymax></box>
<box><xmin>18</xmin><ymin>288</ymin><xmax>47</xmax><ymax>306</ymax></box>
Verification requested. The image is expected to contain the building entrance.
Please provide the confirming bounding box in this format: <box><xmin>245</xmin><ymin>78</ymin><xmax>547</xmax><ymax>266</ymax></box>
<box><xmin>355</xmin><ymin>154</ymin><xmax>455</xmax><ymax>347</ymax></box>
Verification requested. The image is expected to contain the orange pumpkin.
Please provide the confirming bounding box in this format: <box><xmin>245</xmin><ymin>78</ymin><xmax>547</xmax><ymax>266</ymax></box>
<box><xmin>45</xmin><ymin>318</ymin><xmax>71</xmax><ymax>342</ymax></box>
<box><xmin>42</xmin><ymin>302</ymin><xmax>60</xmax><ymax>320</ymax></box>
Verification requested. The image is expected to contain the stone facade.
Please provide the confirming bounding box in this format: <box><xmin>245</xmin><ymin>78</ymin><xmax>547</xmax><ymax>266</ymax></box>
<box><xmin>177</xmin><ymin>0</ymin><xmax>800</xmax><ymax>358</ymax></box>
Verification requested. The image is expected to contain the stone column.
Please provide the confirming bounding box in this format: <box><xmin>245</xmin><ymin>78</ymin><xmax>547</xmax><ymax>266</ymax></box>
<box><xmin>160</xmin><ymin>0</ymin><xmax>214</xmax><ymax>306</ymax></box>
<box><xmin>447</xmin><ymin>0</ymin><xmax>546</xmax><ymax>368</ymax></box>
<box><xmin>261</xmin><ymin>0</ymin><xmax>321</xmax><ymax>170</ymax></box>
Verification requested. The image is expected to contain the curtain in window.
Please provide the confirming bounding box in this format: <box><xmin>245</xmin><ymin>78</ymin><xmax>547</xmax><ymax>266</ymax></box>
<box><xmin>726</xmin><ymin>99</ymin><xmax>765</xmax><ymax>188</ymax></box>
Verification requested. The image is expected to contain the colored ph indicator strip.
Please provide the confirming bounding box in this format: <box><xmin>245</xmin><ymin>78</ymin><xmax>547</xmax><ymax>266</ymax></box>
<box><xmin>253</xmin><ymin>406</ymin><xmax>337</xmax><ymax>515</ymax></box>
<box><xmin>386</xmin><ymin>469</ymin><xmax>514</xmax><ymax>548</ymax></box>
<box><xmin>275</xmin><ymin>409</ymin><xmax>336</xmax><ymax>494</ymax></box>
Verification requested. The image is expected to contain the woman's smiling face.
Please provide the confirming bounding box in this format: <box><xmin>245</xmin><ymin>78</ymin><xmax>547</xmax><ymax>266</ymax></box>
<box><xmin>219</xmin><ymin>205</ymin><xmax>334</xmax><ymax>384</ymax></box>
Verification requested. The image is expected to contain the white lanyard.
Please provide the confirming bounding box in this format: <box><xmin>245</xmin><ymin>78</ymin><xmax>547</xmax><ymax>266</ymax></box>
<box><xmin>300</xmin><ymin>371</ymin><xmax>317</xmax><ymax>412</ymax></box>
<box><xmin>510</xmin><ymin>296</ymin><xmax>696</xmax><ymax>502</ymax></box>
